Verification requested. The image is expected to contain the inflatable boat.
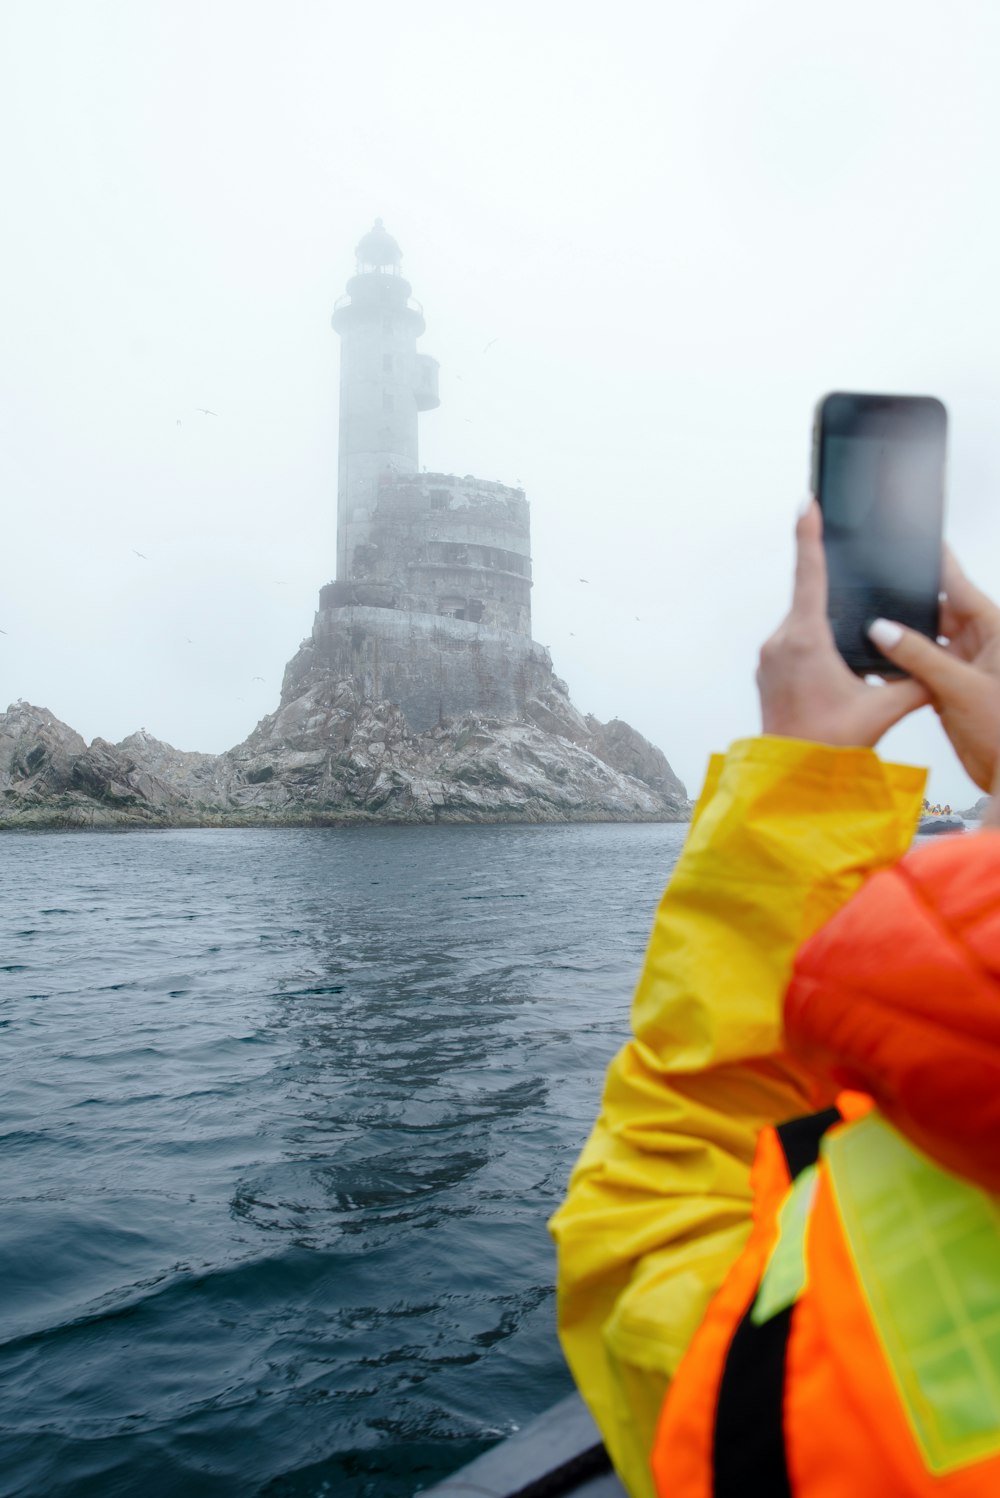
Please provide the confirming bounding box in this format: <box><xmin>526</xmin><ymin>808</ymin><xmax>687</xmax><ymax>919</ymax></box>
<box><xmin>420</xmin><ymin>1392</ymin><xmax>625</xmax><ymax>1496</ymax></box>
<box><xmin>917</xmin><ymin>814</ymin><xmax>966</xmax><ymax>836</ymax></box>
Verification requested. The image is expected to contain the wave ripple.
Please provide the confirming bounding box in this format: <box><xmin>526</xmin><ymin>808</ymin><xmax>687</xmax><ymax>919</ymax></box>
<box><xmin>0</xmin><ymin>822</ymin><xmax>686</xmax><ymax>1496</ymax></box>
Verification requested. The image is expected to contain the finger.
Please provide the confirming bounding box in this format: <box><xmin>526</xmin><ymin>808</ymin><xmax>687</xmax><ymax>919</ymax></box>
<box><xmin>936</xmin><ymin>603</ymin><xmax>979</xmax><ymax>661</ymax></box>
<box><xmin>868</xmin><ymin>618</ymin><xmax>979</xmax><ymax>698</ymax></box>
<box><xmin>870</xmin><ymin>676</ymin><xmax>931</xmax><ymax>728</ymax></box>
<box><xmin>938</xmin><ymin>594</ymin><xmax>961</xmax><ymax>641</ymax></box>
<box><xmin>941</xmin><ymin>546</ymin><xmax>998</xmax><ymax>623</ymax></box>
<box><xmin>790</xmin><ymin>500</ymin><xmax>827</xmax><ymax>622</ymax></box>
<box><xmin>853</xmin><ymin>671</ymin><xmax>930</xmax><ymax>745</ymax></box>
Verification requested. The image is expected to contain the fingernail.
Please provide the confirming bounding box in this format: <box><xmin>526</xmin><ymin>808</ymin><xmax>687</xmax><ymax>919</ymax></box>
<box><xmin>798</xmin><ymin>494</ymin><xmax>815</xmax><ymax>517</ymax></box>
<box><xmin>868</xmin><ymin>618</ymin><xmax>904</xmax><ymax>650</ymax></box>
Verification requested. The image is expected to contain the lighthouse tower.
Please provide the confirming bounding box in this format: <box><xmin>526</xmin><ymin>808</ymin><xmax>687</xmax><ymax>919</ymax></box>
<box><xmin>331</xmin><ymin>220</ymin><xmax>439</xmax><ymax>581</ymax></box>
<box><xmin>283</xmin><ymin>223</ymin><xmax>554</xmax><ymax>733</ymax></box>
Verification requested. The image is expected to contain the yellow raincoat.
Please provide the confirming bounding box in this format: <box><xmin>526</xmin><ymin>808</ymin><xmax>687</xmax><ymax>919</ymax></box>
<box><xmin>548</xmin><ymin>736</ymin><xmax>926</xmax><ymax>1498</ymax></box>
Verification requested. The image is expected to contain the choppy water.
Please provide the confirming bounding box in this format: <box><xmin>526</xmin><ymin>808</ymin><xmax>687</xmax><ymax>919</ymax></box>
<box><xmin>0</xmin><ymin>822</ymin><xmax>688</xmax><ymax>1498</ymax></box>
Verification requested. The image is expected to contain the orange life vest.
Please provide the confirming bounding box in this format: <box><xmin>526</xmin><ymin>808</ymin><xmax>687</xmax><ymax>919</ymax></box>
<box><xmin>652</xmin><ymin>1090</ymin><xmax>999</xmax><ymax>1498</ymax></box>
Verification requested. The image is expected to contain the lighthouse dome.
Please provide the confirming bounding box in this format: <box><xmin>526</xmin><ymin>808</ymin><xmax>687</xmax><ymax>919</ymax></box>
<box><xmin>355</xmin><ymin>219</ymin><xmax>402</xmax><ymax>272</ymax></box>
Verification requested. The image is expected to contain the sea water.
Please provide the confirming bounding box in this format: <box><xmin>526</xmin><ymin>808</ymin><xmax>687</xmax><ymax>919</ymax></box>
<box><xmin>0</xmin><ymin>822</ymin><xmax>687</xmax><ymax>1497</ymax></box>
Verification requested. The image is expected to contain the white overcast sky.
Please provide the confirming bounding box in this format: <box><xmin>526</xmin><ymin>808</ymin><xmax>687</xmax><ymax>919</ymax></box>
<box><xmin>3</xmin><ymin>0</ymin><xmax>1000</xmax><ymax>805</ymax></box>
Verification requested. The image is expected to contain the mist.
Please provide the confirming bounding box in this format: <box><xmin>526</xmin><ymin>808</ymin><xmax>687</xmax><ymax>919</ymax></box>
<box><xmin>3</xmin><ymin>0</ymin><xmax>999</xmax><ymax>806</ymax></box>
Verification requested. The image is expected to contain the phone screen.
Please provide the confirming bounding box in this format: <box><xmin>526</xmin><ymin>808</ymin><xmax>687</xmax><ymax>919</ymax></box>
<box><xmin>815</xmin><ymin>393</ymin><xmax>947</xmax><ymax>675</ymax></box>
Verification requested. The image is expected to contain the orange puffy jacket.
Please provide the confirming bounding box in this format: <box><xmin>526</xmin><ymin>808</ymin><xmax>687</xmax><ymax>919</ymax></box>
<box><xmin>652</xmin><ymin>832</ymin><xmax>1000</xmax><ymax>1497</ymax></box>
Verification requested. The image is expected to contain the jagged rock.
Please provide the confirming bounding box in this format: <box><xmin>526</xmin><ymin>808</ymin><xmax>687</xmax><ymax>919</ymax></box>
<box><xmin>115</xmin><ymin>729</ymin><xmax>228</xmax><ymax>802</ymax></box>
<box><xmin>0</xmin><ymin>704</ymin><xmax>182</xmax><ymax>826</ymax></box>
<box><xmin>0</xmin><ymin>702</ymin><xmax>87</xmax><ymax>792</ymax></box>
<box><xmin>961</xmin><ymin>796</ymin><xmax>991</xmax><ymax>820</ymax></box>
<box><xmin>582</xmin><ymin>715</ymin><xmax>686</xmax><ymax>801</ymax></box>
<box><xmin>0</xmin><ymin>677</ymin><xmax>690</xmax><ymax>828</ymax></box>
<box><xmin>522</xmin><ymin>677</ymin><xmax>592</xmax><ymax>744</ymax></box>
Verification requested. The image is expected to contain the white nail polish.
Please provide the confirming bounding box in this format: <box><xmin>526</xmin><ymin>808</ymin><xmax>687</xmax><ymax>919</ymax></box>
<box><xmin>868</xmin><ymin>618</ymin><xmax>904</xmax><ymax>650</ymax></box>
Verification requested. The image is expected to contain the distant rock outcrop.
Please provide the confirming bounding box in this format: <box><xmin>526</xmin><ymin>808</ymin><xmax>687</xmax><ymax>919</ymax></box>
<box><xmin>0</xmin><ymin>704</ymin><xmax>177</xmax><ymax>825</ymax></box>
<box><xmin>0</xmin><ymin>677</ymin><xmax>689</xmax><ymax>829</ymax></box>
<box><xmin>960</xmin><ymin>795</ymin><xmax>991</xmax><ymax>821</ymax></box>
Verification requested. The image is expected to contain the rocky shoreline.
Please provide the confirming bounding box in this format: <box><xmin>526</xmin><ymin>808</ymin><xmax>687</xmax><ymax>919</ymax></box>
<box><xmin>1</xmin><ymin>672</ymin><xmax>690</xmax><ymax>830</ymax></box>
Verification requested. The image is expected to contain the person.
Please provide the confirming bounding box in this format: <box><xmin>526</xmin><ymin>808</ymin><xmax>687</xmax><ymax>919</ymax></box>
<box><xmin>549</xmin><ymin>501</ymin><xmax>1000</xmax><ymax>1497</ymax></box>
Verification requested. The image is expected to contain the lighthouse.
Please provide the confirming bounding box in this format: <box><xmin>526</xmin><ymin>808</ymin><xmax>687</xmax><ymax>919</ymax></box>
<box><xmin>331</xmin><ymin>220</ymin><xmax>440</xmax><ymax>582</ymax></box>
<box><xmin>282</xmin><ymin>223</ymin><xmax>552</xmax><ymax>733</ymax></box>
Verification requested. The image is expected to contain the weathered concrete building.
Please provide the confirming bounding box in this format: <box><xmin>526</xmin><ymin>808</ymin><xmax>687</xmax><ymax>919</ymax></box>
<box><xmin>283</xmin><ymin>221</ymin><xmax>555</xmax><ymax>733</ymax></box>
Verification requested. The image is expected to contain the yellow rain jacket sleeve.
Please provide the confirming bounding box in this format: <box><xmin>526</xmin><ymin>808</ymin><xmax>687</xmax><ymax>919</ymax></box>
<box><xmin>548</xmin><ymin>735</ymin><xmax>926</xmax><ymax>1498</ymax></box>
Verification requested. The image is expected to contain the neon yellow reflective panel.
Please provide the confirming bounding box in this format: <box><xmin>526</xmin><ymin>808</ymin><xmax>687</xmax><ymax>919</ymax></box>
<box><xmin>751</xmin><ymin>1165</ymin><xmax>818</xmax><ymax>1326</ymax></box>
<box><xmin>826</xmin><ymin>1114</ymin><xmax>1000</xmax><ymax>1475</ymax></box>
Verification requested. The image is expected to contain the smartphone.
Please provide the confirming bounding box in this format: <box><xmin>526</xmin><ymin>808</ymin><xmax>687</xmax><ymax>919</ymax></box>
<box><xmin>811</xmin><ymin>391</ymin><xmax>947</xmax><ymax>676</ymax></box>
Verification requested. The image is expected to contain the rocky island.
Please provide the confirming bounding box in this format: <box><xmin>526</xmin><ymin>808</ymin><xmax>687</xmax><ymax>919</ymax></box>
<box><xmin>0</xmin><ymin>681</ymin><xmax>687</xmax><ymax>828</ymax></box>
<box><xmin>2</xmin><ymin>224</ymin><xmax>688</xmax><ymax>830</ymax></box>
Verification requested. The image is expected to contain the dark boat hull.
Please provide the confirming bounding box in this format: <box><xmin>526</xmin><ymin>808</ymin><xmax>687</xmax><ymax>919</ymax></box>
<box><xmin>419</xmin><ymin>1392</ymin><xmax>626</xmax><ymax>1496</ymax></box>
<box><xmin>918</xmin><ymin>816</ymin><xmax>966</xmax><ymax>836</ymax></box>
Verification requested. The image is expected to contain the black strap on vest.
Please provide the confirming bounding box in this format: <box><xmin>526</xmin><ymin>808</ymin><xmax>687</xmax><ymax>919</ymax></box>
<box><xmin>773</xmin><ymin>1106</ymin><xmax>842</xmax><ymax>1182</ymax></box>
<box><xmin>711</xmin><ymin>1106</ymin><xmax>841</xmax><ymax>1498</ymax></box>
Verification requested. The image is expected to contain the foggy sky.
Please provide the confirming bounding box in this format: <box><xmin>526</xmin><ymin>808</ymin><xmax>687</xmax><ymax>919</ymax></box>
<box><xmin>3</xmin><ymin>0</ymin><xmax>1000</xmax><ymax>806</ymax></box>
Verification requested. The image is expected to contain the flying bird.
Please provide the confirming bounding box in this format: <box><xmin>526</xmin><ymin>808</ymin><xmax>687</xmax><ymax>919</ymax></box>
<box><xmin>483</xmin><ymin>338</ymin><xmax>498</xmax><ymax>352</ymax></box>
<box><xmin>197</xmin><ymin>408</ymin><xmax>218</xmax><ymax>416</ymax></box>
<box><xmin>133</xmin><ymin>550</ymin><xmax>148</xmax><ymax>559</ymax></box>
<box><xmin>0</xmin><ymin>628</ymin><xmax>7</xmax><ymax>635</ymax></box>
<box><xmin>252</xmin><ymin>676</ymin><xmax>264</xmax><ymax>682</ymax></box>
<box><xmin>579</xmin><ymin>578</ymin><xmax>589</xmax><ymax>584</ymax></box>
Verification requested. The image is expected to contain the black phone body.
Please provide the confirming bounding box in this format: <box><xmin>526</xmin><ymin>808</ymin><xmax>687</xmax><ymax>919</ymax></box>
<box><xmin>812</xmin><ymin>391</ymin><xmax>947</xmax><ymax>676</ymax></box>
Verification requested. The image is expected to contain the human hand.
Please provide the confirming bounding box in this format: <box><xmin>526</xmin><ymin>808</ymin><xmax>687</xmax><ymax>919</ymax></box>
<box><xmin>866</xmin><ymin>550</ymin><xmax>1000</xmax><ymax>792</ymax></box>
<box><xmin>757</xmin><ymin>501</ymin><xmax>929</xmax><ymax>747</ymax></box>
